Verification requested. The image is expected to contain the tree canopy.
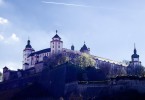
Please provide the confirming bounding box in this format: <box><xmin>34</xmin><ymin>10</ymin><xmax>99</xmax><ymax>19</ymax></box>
<box><xmin>44</xmin><ymin>52</ymin><xmax>96</xmax><ymax>69</ymax></box>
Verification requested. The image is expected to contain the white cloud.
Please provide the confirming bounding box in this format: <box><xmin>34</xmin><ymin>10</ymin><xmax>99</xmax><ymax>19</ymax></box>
<box><xmin>0</xmin><ymin>17</ymin><xmax>8</xmax><ymax>24</ymax></box>
<box><xmin>10</xmin><ymin>33</ymin><xmax>19</xmax><ymax>42</ymax></box>
<box><xmin>0</xmin><ymin>0</ymin><xmax>5</xmax><ymax>6</ymax></box>
<box><xmin>0</xmin><ymin>34</ymin><xmax>4</xmax><ymax>40</ymax></box>
<box><xmin>2</xmin><ymin>33</ymin><xmax>20</xmax><ymax>44</ymax></box>
<box><xmin>42</xmin><ymin>1</ymin><xmax>93</xmax><ymax>8</ymax></box>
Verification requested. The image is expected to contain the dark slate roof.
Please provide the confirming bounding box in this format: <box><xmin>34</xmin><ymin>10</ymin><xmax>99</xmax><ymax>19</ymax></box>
<box><xmin>80</xmin><ymin>44</ymin><xmax>88</xmax><ymax>52</ymax></box>
<box><xmin>25</xmin><ymin>40</ymin><xmax>32</xmax><ymax>48</ymax></box>
<box><xmin>132</xmin><ymin>53</ymin><xmax>139</xmax><ymax>58</ymax></box>
<box><xmin>132</xmin><ymin>49</ymin><xmax>139</xmax><ymax>58</ymax></box>
<box><xmin>28</xmin><ymin>48</ymin><xmax>51</xmax><ymax>57</ymax></box>
<box><xmin>52</xmin><ymin>34</ymin><xmax>61</xmax><ymax>39</ymax></box>
<box><xmin>23</xmin><ymin>63</ymin><xmax>29</xmax><ymax>65</ymax></box>
<box><xmin>71</xmin><ymin>45</ymin><xmax>74</xmax><ymax>48</ymax></box>
<box><xmin>3</xmin><ymin>66</ymin><xmax>8</xmax><ymax>69</ymax></box>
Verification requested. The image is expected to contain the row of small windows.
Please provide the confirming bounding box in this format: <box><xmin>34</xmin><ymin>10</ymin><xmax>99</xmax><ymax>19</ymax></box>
<box><xmin>53</xmin><ymin>42</ymin><xmax>60</xmax><ymax>44</ymax></box>
<box><xmin>52</xmin><ymin>50</ymin><xmax>60</xmax><ymax>53</ymax></box>
<box><xmin>53</xmin><ymin>45</ymin><xmax>60</xmax><ymax>48</ymax></box>
<box><xmin>25</xmin><ymin>53</ymin><xmax>50</xmax><ymax>61</ymax></box>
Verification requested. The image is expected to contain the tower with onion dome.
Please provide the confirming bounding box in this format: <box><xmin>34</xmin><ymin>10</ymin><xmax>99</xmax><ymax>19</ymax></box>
<box><xmin>23</xmin><ymin>39</ymin><xmax>35</xmax><ymax>70</ymax></box>
<box><xmin>129</xmin><ymin>44</ymin><xmax>141</xmax><ymax>66</ymax></box>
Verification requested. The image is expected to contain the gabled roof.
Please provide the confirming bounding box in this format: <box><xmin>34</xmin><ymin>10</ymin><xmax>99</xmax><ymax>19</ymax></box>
<box><xmin>28</xmin><ymin>48</ymin><xmax>51</xmax><ymax>57</ymax></box>
<box><xmin>3</xmin><ymin>66</ymin><xmax>8</xmax><ymax>69</ymax></box>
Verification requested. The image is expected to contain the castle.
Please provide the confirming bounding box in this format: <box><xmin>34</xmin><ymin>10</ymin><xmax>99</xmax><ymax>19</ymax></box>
<box><xmin>2</xmin><ymin>31</ymin><xmax>142</xmax><ymax>81</ymax></box>
<box><xmin>22</xmin><ymin>30</ymin><xmax>90</xmax><ymax>70</ymax></box>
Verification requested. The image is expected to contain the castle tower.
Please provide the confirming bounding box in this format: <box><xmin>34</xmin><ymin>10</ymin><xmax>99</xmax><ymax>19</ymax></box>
<box><xmin>71</xmin><ymin>45</ymin><xmax>74</xmax><ymax>51</ymax></box>
<box><xmin>23</xmin><ymin>39</ymin><xmax>35</xmax><ymax>70</ymax></box>
<box><xmin>80</xmin><ymin>42</ymin><xmax>90</xmax><ymax>54</ymax></box>
<box><xmin>50</xmin><ymin>30</ymin><xmax>63</xmax><ymax>54</ymax></box>
<box><xmin>130</xmin><ymin>44</ymin><xmax>141</xmax><ymax>66</ymax></box>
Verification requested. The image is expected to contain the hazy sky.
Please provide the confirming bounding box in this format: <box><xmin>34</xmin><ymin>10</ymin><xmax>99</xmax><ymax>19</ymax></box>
<box><xmin>0</xmin><ymin>0</ymin><xmax>145</xmax><ymax>71</ymax></box>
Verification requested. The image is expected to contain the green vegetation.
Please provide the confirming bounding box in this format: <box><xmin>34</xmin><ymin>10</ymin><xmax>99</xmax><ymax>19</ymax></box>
<box><xmin>75</xmin><ymin>53</ymin><xmax>96</xmax><ymax>68</ymax></box>
<box><xmin>44</xmin><ymin>52</ymin><xmax>96</xmax><ymax>69</ymax></box>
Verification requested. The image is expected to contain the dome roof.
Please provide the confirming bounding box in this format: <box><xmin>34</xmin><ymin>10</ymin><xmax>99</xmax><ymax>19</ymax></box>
<box><xmin>132</xmin><ymin>48</ymin><xmax>139</xmax><ymax>58</ymax></box>
<box><xmin>25</xmin><ymin>40</ymin><xmax>32</xmax><ymax>48</ymax></box>
<box><xmin>132</xmin><ymin>54</ymin><xmax>139</xmax><ymax>58</ymax></box>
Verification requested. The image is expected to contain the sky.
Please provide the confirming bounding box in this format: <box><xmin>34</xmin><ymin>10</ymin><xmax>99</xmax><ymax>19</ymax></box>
<box><xmin>0</xmin><ymin>0</ymin><xmax>145</xmax><ymax>71</ymax></box>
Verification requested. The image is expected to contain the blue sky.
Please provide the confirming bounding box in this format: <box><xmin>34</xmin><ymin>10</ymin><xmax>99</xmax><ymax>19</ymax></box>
<box><xmin>0</xmin><ymin>0</ymin><xmax>145</xmax><ymax>71</ymax></box>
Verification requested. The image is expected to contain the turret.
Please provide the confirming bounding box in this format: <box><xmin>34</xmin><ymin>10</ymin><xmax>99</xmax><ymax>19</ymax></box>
<box><xmin>23</xmin><ymin>39</ymin><xmax>35</xmax><ymax>70</ymax></box>
<box><xmin>50</xmin><ymin>30</ymin><xmax>63</xmax><ymax>54</ymax></box>
<box><xmin>80</xmin><ymin>42</ymin><xmax>90</xmax><ymax>54</ymax></box>
<box><xmin>131</xmin><ymin>44</ymin><xmax>139</xmax><ymax>62</ymax></box>
<box><xmin>71</xmin><ymin>45</ymin><xmax>74</xmax><ymax>51</ymax></box>
<box><xmin>3</xmin><ymin>66</ymin><xmax>10</xmax><ymax>81</ymax></box>
<box><xmin>129</xmin><ymin>43</ymin><xmax>141</xmax><ymax>66</ymax></box>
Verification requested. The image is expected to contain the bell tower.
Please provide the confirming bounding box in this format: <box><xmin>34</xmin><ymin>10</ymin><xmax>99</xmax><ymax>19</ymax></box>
<box><xmin>50</xmin><ymin>30</ymin><xmax>63</xmax><ymax>54</ymax></box>
<box><xmin>130</xmin><ymin>43</ymin><xmax>141</xmax><ymax>66</ymax></box>
<box><xmin>23</xmin><ymin>39</ymin><xmax>35</xmax><ymax>70</ymax></box>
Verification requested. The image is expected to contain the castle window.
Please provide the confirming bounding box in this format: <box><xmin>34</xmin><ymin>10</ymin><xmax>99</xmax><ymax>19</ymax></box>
<box><xmin>58</xmin><ymin>45</ymin><xmax>60</xmax><ymax>48</ymax></box>
<box><xmin>53</xmin><ymin>46</ymin><xmax>54</xmax><ymax>48</ymax></box>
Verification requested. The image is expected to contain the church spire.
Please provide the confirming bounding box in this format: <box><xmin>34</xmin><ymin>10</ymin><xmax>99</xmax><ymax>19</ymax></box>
<box><xmin>134</xmin><ymin>43</ymin><xmax>137</xmax><ymax>54</ymax></box>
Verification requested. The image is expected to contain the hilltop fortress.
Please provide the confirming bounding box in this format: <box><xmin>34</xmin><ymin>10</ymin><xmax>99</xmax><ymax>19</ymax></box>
<box><xmin>2</xmin><ymin>30</ymin><xmax>142</xmax><ymax>81</ymax></box>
